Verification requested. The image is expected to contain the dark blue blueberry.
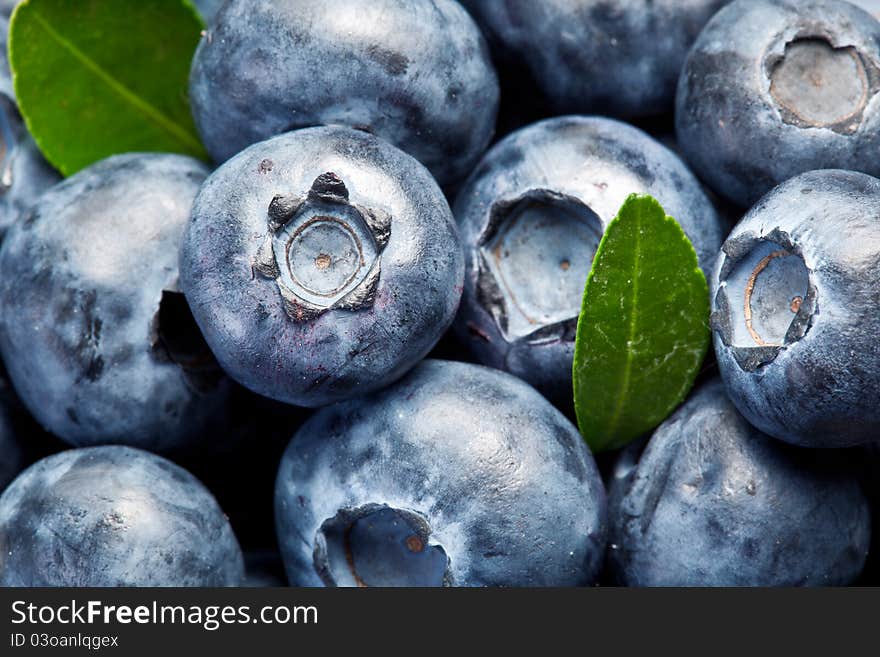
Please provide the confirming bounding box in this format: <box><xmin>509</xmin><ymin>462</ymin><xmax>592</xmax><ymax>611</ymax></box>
<box><xmin>454</xmin><ymin>116</ymin><xmax>724</xmax><ymax>405</ymax></box>
<box><xmin>711</xmin><ymin>169</ymin><xmax>880</xmax><ymax>447</ymax></box>
<box><xmin>676</xmin><ymin>0</ymin><xmax>880</xmax><ymax>207</ymax></box>
<box><xmin>462</xmin><ymin>0</ymin><xmax>731</xmax><ymax>118</ymax></box>
<box><xmin>275</xmin><ymin>359</ymin><xmax>607</xmax><ymax>587</ymax></box>
<box><xmin>189</xmin><ymin>0</ymin><xmax>498</xmax><ymax>186</ymax></box>
<box><xmin>0</xmin><ymin>153</ymin><xmax>232</xmax><ymax>451</ymax></box>
<box><xmin>608</xmin><ymin>380</ymin><xmax>871</xmax><ymax>586</ymax></box>
<box><xmin>0</xmin><ymin>445</ymin><xmax>244</xmax><ymax>586</ymax></box>
<box><xmin>180</xmin><ymin>126</ymin><xmax>464</xmax><ymax>407</ymax></box>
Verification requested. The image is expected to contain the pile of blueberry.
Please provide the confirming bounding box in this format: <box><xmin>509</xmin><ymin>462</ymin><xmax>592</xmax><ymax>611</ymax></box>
<box><xmin>0</xmin><ymin>0</ymin><xmax>878</xmax><ymax>587</ymax></box>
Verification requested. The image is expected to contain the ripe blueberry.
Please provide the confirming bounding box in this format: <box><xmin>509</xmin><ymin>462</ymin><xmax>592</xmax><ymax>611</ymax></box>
<box><xmin>275</xmin><ymin>360</ymin><xmax>607</xmax><ymax>587</ymax></box>
<box><xmin>454</xmin><ymin>116</ymin><xmax>723</xmax><ymax>405</ymax></box>
<box><xmin>608</xmin><ymin>380</ymin><xmax>871</xmax><ymax>586</ymax></box>
<box><xmin>188</xmin><ymin>0</ymin><xmax>499</xmax><ymax>186</ymax></box>
<box><xmin>462</xmin><ymin>0</ymin><xmax>732</xmax><ymax>118</ymax></box>
<box><xmin>180</xmin><ymin>126</ymin><xmax>464</xmax><ymax>407</ymax></box>
<box><xmin>0</xmin><ymin>446</ymin><xmax>244</xmax><ymax>586</ymax></box>
<box><xmin>0</xmin><ymin>153</ymin><xmax>231</xmax><ymax>451</ymax></box>
<box><xmin>677</xmin><ymin>0</ymin><xmax>880</xmax><ymax>206</ymax></box>
<box><xmin>711</xmin><ymin>169</ymin><xmax>880</xmax><ymax>447</ymax></box>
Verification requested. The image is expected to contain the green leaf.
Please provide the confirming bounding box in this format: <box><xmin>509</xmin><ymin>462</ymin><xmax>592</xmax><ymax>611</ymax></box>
<box><xmin>573</xmin><ymin>194</ymin><xmax>710</xmax><ymax>453</ymax></box>
<box><xmin>9</xmin><ymin>0</ymin><xmax>207</xmax><ymax>176</ymax></box>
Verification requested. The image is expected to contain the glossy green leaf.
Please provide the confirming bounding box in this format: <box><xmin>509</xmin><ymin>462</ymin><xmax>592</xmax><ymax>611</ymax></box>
<box><xmin>573</xmin><ymin>194</ymin><xmax>710</xmax><ymax>452</ymax></box>
<box><xmin>9</xmin><ymin>0</ymin><xmax>207</xmax><ymax>176</ymax></box>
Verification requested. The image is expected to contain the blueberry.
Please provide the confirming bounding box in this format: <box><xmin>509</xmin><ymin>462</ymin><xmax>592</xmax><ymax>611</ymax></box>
<box><xmin>0</xmin><ymin>445</ymin><xmax>244</xmax><ymax>586</ymax></box>
<box><xmin>188</xmin><ymin>0</ymin><xmax>499</xmax><ymax>186</ymax></box>
<box><xmin>454</xmin><ymin>116</ymin><xmax>723</xmax><ymax>405</ymax></box>
<box><xmin>711</xmin><ymin>169</ymin><xmax>880</xmax><ymax>448</ymax></box>
<box><xmin>0</xmin><ymin>17</ymin><xmax>61</xmax><ymax>237</ymax></box>
<box><xmin>461</xmin><ymin>0</ymin><xmax>732</xmax><ymax>119</ymax></box>
<box><xmin>608</xmin><ymin>380</ymin><xmax>871</xmax><ymax>586</ymax></box>
<box><xmin>0</xmin><ymin>153</ymin><xmax>231</xmax><ymax>451</ymax></box>
<box><xmin>676</xmin><ymin>0</ymin><xmax>880</xmax><ymax>207</ymax></box>
<box><xmin>180</xmin><ymin>126</ymin><xmax>464</xmax><ymax>407</ymax></box>
<box><xmin>275</xmin><ymin>360</ymin><xmax>607</xmax><ymax>587</ymax></box>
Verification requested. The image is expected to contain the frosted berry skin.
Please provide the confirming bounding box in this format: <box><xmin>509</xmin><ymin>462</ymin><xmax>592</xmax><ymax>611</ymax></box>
<box><xmin>189</xmin><ymin>0</ymin><xmax>498</xmax><ymax>186</ymax></box>
<box><xmin>711</xmin><ymin>170</ymin><xmax>880</xmax><ymax>448</ymax></box>
<box><xmin>0</xmin><ymin>446</ymin><xmax>244</xmax><ymax>587</ymax></box>
<box><xmin>180</xmin><ymin>126</ymin><xmax>464</xmax><ymax>408</ymax></box>
<box><xmin>608</xmin><ymin>380</ymin><xmax>871</xmax><ymax>586</ymax></box>
<box><xmin>461</xmin><ymin>0</ymin><xmax>732</xmax><ymax>118</ymax></box>
<box><xmin>275</xmin><ymin>360</ymin><xmax>607</xmax><ymax>587</ymax></box>
<box><xmin>0</xmin><ymin>153</ymin><xmax>231</xmax><ymax>451</ymax></box>
<box><xmin>676</xmin><ymin>0</ymin><xmax>880</xmax><ymax>207</ymax></box>
<box><xmin>453</xmin><ymin>116</ymin><xmax>723</xmax><ymax>406</ymax></box>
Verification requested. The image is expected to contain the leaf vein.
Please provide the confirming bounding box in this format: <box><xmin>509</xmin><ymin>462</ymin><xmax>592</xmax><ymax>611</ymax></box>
<box><xmin>29</xmin><ymin>9</ymin><xmax>203</xmax><ymax>155</ymax></box>
<box><xmin>604</xmin><ymin>210</ymin><xmax>642</xmax><ymax>443</ymax></box>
